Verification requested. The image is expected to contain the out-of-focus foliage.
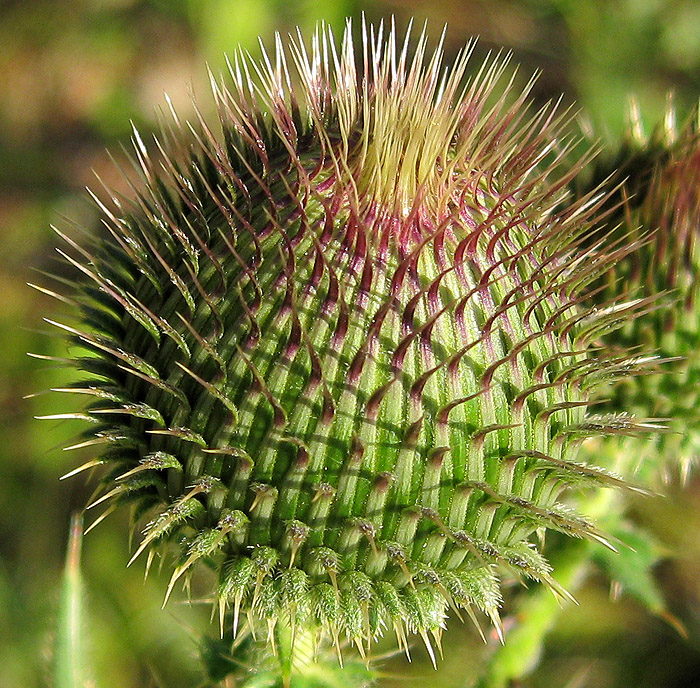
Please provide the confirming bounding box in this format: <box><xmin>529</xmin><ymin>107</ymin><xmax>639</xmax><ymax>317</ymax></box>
<box><xmin>2</xmin><ymin>1</ymin><xmax>700</xmax><ymax>687</ymax></box>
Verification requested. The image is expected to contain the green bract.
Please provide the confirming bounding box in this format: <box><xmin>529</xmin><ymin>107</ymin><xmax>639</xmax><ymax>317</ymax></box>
<box><xmin>43</xmin><ymin>22</ymin><xmax>658</xmax><ymax>661</ymax></box>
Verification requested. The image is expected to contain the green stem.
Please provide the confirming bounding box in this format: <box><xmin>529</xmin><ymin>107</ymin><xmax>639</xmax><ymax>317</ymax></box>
<box><xmin>54</xmin><ymin>512</ymin><xmax>85</xmax><ymax>688</ymax></box>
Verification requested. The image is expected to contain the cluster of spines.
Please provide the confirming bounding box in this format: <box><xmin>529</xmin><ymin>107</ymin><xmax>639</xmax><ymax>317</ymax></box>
<box><xmin>36</xmin><ymin>21</ymin><xmax>661</xmax><ymax>660</ymax></box>
<box><xmin>575</xmin><ymin>99</ymin><xmax>700</xmax><ymax>481</ymax></box>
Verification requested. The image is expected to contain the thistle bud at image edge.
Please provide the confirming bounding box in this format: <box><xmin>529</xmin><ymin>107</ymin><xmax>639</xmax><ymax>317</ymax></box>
<box><xmin>581</xmin><ymin>100</ymin><xmax>700</xmax><ymax>484</ymax></box>
<box><xmin>38</xmin><ymin>20</ymin><xmax>664</xmax><ymax>666</ymax></box>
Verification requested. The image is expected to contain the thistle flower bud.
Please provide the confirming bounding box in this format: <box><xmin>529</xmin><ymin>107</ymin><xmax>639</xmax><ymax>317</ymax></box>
<box><xmin>42</xmin><ymin>21</ymin><xmax>655</xmax><ymax>661</ymax></box>
<box><xmin>581</xmin><ymin>100</ymin><xmax>700</xmax><ymax>481</ymax></box>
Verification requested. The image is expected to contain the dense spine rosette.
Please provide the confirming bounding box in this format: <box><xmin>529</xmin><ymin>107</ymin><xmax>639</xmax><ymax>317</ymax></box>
<box><xmin>42</xmin><ymin>23</ymin><xmax>655</xmax><ymax>658</ymax></box>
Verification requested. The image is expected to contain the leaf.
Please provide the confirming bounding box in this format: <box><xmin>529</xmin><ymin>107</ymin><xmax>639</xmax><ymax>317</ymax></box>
<box><xmin>592</xmin><ymin>522</ymin><xmax>685</xmax><ymax>634</ymax></box>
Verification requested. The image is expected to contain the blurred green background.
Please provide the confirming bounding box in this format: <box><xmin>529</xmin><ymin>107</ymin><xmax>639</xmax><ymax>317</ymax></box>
<box><xmin>3</xmin><ymin>1</ymin><xmax>700</xmax><ymax>686</ymax></box>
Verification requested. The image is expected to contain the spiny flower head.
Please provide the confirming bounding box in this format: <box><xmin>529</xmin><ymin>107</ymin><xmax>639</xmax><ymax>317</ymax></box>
<box><xmin>580</xmin><ymin>100</ymin><xmax>700</xmax><ymax>482</ymax></box>
<box><xmin>40</xmin><ymin>21</ymin><xmax>657</xmax><ymax>663</ymax></box>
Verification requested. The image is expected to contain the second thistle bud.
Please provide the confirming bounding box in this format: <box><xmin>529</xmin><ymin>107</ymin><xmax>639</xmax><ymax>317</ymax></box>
<box><xmin>45</xmin><ymin>22</ymin><xmax>656</xmax><ymax>661</ymax></box>
<box><xmin>579</xmin><ymin>101</ymin><xmax>700</xmax><ymax>481</ymax></box>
